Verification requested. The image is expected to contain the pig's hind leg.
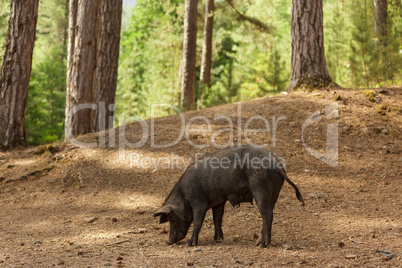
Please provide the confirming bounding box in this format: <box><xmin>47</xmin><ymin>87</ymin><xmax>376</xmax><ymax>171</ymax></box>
<box><xmin>249</xmin><ymin>177</ymin><xmax>275</xmax><ymax>248</ymax></box>
<box><xmin>212</xmin><ymin>202</ymin><xmax>225</xmax><ymax>241</ymax></box>
<box><xmin>187</xmin><ymin>203</ymin><xmax>209</xmax><ymax>247</ymax></box>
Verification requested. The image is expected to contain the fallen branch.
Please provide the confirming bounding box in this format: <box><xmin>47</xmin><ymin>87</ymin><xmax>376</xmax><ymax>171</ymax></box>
<box><xmin>107</xmin><ymin>239</ymin><xmax>130</xmax><ymax>246</ymax></box>
<box><xmin>348</xmin><ymin>236</ymin><xmax>367</xmax><ymax>244</ymax></box>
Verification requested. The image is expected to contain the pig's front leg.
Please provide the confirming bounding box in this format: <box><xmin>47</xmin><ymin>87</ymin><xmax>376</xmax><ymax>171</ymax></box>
<box><xmin>187</xmin><ymin>205</ymin><xmax>208</xmax><ymax>247</ymax></box>
<box><xmin>212</xmin><ymin>202</ymin><xmax>225</xmax><ymax>241</ymax></box>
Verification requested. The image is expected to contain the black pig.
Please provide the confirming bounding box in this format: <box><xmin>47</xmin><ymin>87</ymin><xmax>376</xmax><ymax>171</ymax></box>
<box><xmin>154</xmin><ymin>145</ymin><xmax>305</xmax><ymax>247</ymax></box>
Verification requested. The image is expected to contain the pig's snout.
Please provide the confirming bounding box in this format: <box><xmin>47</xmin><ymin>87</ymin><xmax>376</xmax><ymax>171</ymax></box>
<box><xmin>168</xmin><ymin>230</ymin><xmax>187</xmax><ymax>245</ymax></box>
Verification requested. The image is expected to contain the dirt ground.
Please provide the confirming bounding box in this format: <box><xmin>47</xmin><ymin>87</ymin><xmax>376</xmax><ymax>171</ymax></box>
<box><xmin>0</xmin><ymin>88</ymin><xmax>401</xmax><ymax>267</ymax></box>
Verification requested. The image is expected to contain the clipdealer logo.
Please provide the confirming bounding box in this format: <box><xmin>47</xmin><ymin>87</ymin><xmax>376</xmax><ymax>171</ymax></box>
<box><xmin>65</xmin><ymin>101</ymin><xmax>339</xmax><ymax>168</ymax></box>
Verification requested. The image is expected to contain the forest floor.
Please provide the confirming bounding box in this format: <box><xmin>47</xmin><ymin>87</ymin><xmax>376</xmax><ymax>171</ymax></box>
<box><xmin>0</xmin><ymin>88</ymin><xmax>401</xmax><ymax>267</ymax></box>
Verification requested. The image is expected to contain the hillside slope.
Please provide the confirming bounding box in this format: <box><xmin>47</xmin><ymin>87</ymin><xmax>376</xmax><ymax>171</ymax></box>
<box><xmin>0</xmin><ymin>88</ymin><xmax>401</xmax><ymax>267</ymax></box>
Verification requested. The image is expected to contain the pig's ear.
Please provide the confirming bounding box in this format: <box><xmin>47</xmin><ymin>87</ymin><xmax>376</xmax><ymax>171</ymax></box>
<box><xmin>154</xmin><ymin>206</ymin><xmax>172</xmax><ymax>224</ymax></box>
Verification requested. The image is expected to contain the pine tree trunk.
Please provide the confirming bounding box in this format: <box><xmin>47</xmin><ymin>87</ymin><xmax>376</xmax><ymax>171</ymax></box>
<box><xmin>0</xmin><ymin>0</ymin><xmax>39</xmax><ymax>149</ymax></box>
<box><xmin>200</xmin><ymin>0</ymin><xmax>214</xmax><ymax>89</ymax></box>
<box><xmin>288</xmin><ymin>0</ymin><xmax>334</xmax><ymax>92</ymax></box>
<box><xmin>93</xmin><ymin>0</ymin><xmax>122</xmax><ymax>132</ymax></box>
<box><xmin>65</xmin><ymin>0</ymin><xmax>122</xmax><ymax>140</ymax></box>
<box><xmin>374</xmin><ymin>0</ymin><xmax>387</xmax><ymax>47</ymax></box>
<box><xmin>180</xmin><ymin>0</ymin><xmax>198</xmax><ymax>111</ymax></box>
<box><xmin>65</xmin><ymin>0</ymin><xmax>97</xmax><ymax>139</ymax></box>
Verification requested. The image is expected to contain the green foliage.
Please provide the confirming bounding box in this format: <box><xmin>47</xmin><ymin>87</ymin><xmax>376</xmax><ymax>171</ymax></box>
<box><xmin>324</xmin><ymin>1</ymin><xmax>350</xmax><ymax>85</ymax></box>
<box><xmin>210</xmin><ymin>0</ymin><xmax>290</xmax><ymax>103</ymax></box>
<box><xmin>116</xmin><ymin>0</ymin><xmax>292</xmax><ymax>119</ymax></box>
<box><xmin>26</xmin><ymin>47</ymin><xmax>66</xmax><ymax>144</ymax></box>
<box><xmin>0</xmin><ymin>0</ymin><xmax>10</xmax><ymax>67</ymax></box>
<box><xmin>385</xmin><ymin>0</ymin><xmax>402</xmax><ymax>84</ymax></box>
<box><xmin>261</xmin><ymin>50</ymin><xmax>287</xmax><ymax>93</ymax></box>
<box><xmin>116</xmin><ymin>0</ymin><xmax>184</xmax><ymax>121</ymax></box>
<box><xmin>324</xmin><ymin>0</ymin><xmax>402</xmax><ymax>87</ymax></box>
<box><xmin>25</xmin><ymin>0</ymin><xmax>68</xmax><ymax>145</ymax></box>
<box><xmin>349</xmin><ymin>0</ymin><xmax>375</xmax><ymax>87</ymax></box>
<box><xmin>203</xmin><ymin>35</ymin><xmax>240</xmax><ymax>106</ymax></box>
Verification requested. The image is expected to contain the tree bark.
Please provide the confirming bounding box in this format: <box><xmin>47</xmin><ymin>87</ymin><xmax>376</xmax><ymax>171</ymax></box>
<box><xmin>0</xmin><ymin>0</ymin><xmax>39</xmax><ymax>149</ymax></box>
<box><xmin>92</xmin><ymin>0</ymin><xmax>122</xmax><ymax>132</ymax></box>
<box><xmin>200</xmin><ymin>0</ymin><xmax>214</xmax><ymax>89</ymax></box>
<box><xmin>288</xmin><ymin>0</ymin><xmax>334</xmax><ymax>92</ymax></box>
<box><xmin>65</xmin><ymin>0</ymin><xmax>98</xmax><ymax>140</ymax></box>
<box><xmin>65</xmin><ymin>0</ymin><xmax>122</xmax><ymax>140</ymax></box>
<box><xmin>374</xmin><ymin>0</ymin><xmax>388</xmax><ymax>47</ymax></box>
<box><xmin>180</xmin><ymin>0</ymin><xmax>198</xmax><ymax>111</ymax></box>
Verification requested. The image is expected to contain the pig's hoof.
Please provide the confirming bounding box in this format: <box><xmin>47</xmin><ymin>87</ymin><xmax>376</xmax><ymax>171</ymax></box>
<box><xmin>214</xmin><ymin>234</ymin><xmax>224</xmax><ymax>241</ymax></box>
<box><xmin>214</xmin><ymin>229</ymin><xmax>224</xmax><ymax>241</ymax></box>
<box><xmin>186</xmin><ymin>240</ymin><xmax>195</xmax><ymax>247</ymax></box>
<box><xmin>255</xmin><ymin>240</ymin><xmax>270</xmax><ymax>248</ymax></box>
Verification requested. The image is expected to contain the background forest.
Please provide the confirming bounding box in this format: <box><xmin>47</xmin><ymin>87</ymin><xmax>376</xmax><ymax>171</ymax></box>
<box><xmin>0</xmin><ymin>0</ymin><xmax>401</xmax><ymax>145</ymax></box>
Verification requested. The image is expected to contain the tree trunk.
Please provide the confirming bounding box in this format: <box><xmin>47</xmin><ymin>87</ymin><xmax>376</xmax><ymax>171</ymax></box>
<box><xmin>93</xmin><ymin>0</ymin><xmax>122</xmax><ymax>132</ymax></box>
<box><xmin>65</xmin><ymin>0</ymin><xmax>122</xmax><ymax>140</ymax></box>
<box><xmin>0</xmin><ymin>0</ymin><xmax>39</xmax><ymax>149</ymax></box>
<box><xmin>200</xmin><ymin>0</ymin><xmax>214</xmax><ymax>89</ymax></box>
<box><xmin>288</xmin><ymin>0</ymin><xmax>334</xmax><ymax>92</ymax></box>
<box><xmin>65</xmin><ymin>0</ymin><xmax>98</xmax><ymax>140</ymax></box>
<box><xmin>180</xmin><ymin>0</ymin><xmax>198</xmax><ymax>111</ymax></box>
<box><xmin>374</xmin><ymin>0</ymin><xmax>388</xmax><ymax>47</ymax></box>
